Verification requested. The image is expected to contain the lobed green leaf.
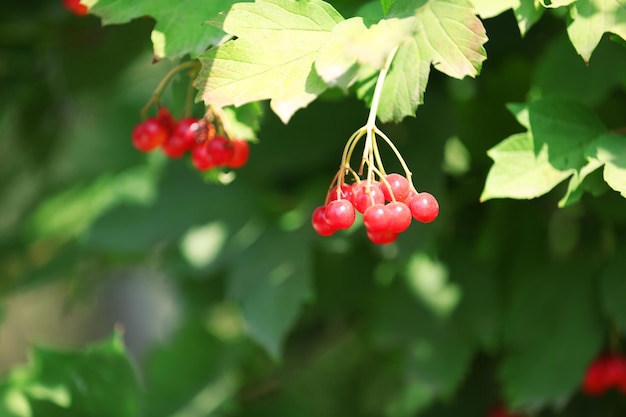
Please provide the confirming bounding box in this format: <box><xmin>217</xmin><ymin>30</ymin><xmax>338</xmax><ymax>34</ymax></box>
<box><xmin>481</xmin><ymin>99</ymin><xmax>611</xmax><ymax>205</ymax></box>
<box><xmin>197</xmin><ymin>0</ymin><xmax>344</xmax><ymax>123</ymax></box>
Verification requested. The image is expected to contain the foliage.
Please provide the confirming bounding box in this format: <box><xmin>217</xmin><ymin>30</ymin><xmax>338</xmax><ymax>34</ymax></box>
<box><xmin>1</xmin><ymin>0</ymin><xmax>626</xmax><ymax>416</ymax></box>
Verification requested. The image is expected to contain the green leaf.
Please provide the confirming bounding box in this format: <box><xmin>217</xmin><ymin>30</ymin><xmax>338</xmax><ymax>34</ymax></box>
<box><xmin>1</xmin><ymin>331</ymin><xmax>140</xmax><ymax>417</ymax></box>
<box><xmin>470</xmin><ymin>0</ymin><xmax>543</xmax><ymax>35</ymax></box>
<box><xmin>587</xmin><ymin>133</ymin><xmax>626</xmax><ymax>198</ymax></box>
<box><xmin>469</xmin><ymin>0</ymin><xmax>517</xmax><ymax>18</ymax></box>
<box><xmin>514</xmin><ymin>0</ymin><xmax>544</xmax><ymax>35</ymax></box>
<box><xmin>389</xmin><ymin>0</ymin><xmax>488</xmax><ymax>79</ymax></box>
<box><xmin>500</xmin><ymin>266</ymin><xmax>604</xmax><ymax>408</ymax></box>
<box><xmin>481</xmin><ymin>99</ymin><xmax>608</xmax><ymax>205</ymax></box>
<box><xmin>533</xmin><ymin>33</ymin><xmax>626</xmax><ymax>106</ymax></box>
<box><xmin>220</xmin><ymin>102</ymin><xmax>265</xmax><ymax>140</ymax></box>
<box><xmin>381</xmin><ymin>0</ymin><xmax>396</xmax><ymax>15</ymax></box>
<box><xmin>85</xmin><ymin>0</ymin><xmax>237</xmax><ymax>60</ymax></box>
<box><xmin>354</xmin><ymin>0</ymin><xmax>487</xmax><ymax>122</ymax></box>
<box><xmin>314</xmin><ymin>17</ymin><xmax>370</xmax><ymax>89</ymax></box>
<box><xmin>567</xmin><ymin>0</ymin><xmax>626</xmax><ymax>62</ymax></box>
<box><xmin>143</xmin><ymin>319</ymin><xmax>240</xmax><ymax>417</ymax></box>
<box><xmin>601</xmin><ymin>245</ymin><xmax>626</xmax><ymax>330</ymax></box>
<box><xmin>197</xmin><ymin>0</ymin><xmax>344</xmax><ymax>123</ymax></box>
<box><xmin>228</xmin><ymin>227</ymin><xmax>313</xmax><ymax>360</ymax></box>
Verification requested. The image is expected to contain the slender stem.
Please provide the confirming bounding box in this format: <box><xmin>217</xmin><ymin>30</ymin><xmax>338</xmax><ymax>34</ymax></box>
<box><xmin>361</xmin><ymin>45</ymin><xmax>399</xmax><ymax>175</ymax></box>
<box><xmin>375</xmin><ymin>126</ymin><xmax>413</xmax><ymax>187</ymax></box>
<box><xmin>366</xmin><ymin>46</ymin><xmax>399</xmax><ymax>130</ymax></box>
<box><xmin>141</xmin><ymin>60</ymin><xmax>200</xmax><ymax>118</ymax></box>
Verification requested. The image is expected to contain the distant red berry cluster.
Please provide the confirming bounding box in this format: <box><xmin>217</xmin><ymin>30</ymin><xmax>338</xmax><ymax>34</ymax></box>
<box><xmin>63</xmin><ymin>0</ymin><xmax>88</xmax><ymax>16</ymax></box>
<box><xmin>312</xmin><ymin>173</ymin><xmax>439</xmax><ymax>244</ymax></box>
<box><xmin>131</xmin><ymin>107</ymin><xmax>250</xmax><ymax>171</ymax></box>
<box><xmin>487</xmin><ymin>404</ymin><xmax>524</xmax><ymax>417</ymax></box>
<box><xmin>582</xmin><ymin>353</ymin><xmax>626</xmax><ymax>396</ymax></box>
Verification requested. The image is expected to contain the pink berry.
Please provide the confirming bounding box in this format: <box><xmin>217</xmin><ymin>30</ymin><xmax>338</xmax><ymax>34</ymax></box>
<box><xmin>191</xmin><ymin>143</ymin><xmax>216</xmax><ymax>171</ymax></box>
<box><xmin>227</xmin><ymin>139</ymin><xmax>250</xmax><ymax>169</ymax></box>
<box><xmin>382</xmin><ymin>173</ymin><xmax>410</xmax><ymax>202</ymax></box>
<box><xmin>162</xmin><ymin>117</ymin><xmax>199</xmax><ymax>158</ymax></box>
<box><xmin>387</xmin><ymin>201</ymin><xmax>412</xmax><ymax>233</ymax></box>
<box><xmin>367</xmin><ymin>230</ymin><xmax>398</xmax><ymax>245</ymax></box>
<box><xmin>353</xmin><ymin>182</ymin><xmax>385</xmax><ymax>213</ymax></box>
<box><xmin>363</xmin><ymin>204</ymin><xmax>392</xmax><ymax>233</ymax></box>
<box><xmin>325</xmin><ymin>199</ymin><xmax>356</xmax><ymax>230</ymax></box>
<box><xmin>207</xmin><ymin>136</ymin><xmax>234</xmax><ymax>166</ymax></box>
<box><xmin>327</xmin><ymin>184</ymin><xmax>353</xmax><ymax>204</ymax></box>
<box><xmin>312</xmin><ymin>206</ymin><xmax>336</xmax><ymax>236</ymax></box>
<box><xmin>132</xmin><ymin>117</ymin><xmax>169</xmax><ymax>152</ymax></box>
<box><xmin>408</xmin><ymin>192</ymin><xmax>439</xmax><ymax>223</ymax></box>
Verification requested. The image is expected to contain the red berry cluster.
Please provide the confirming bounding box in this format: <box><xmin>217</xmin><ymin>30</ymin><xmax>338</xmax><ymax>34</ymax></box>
<box><xmin>582</xmin><ymin>353</ymin><xmax>626</xmax><ymax>396</ymax></box>
<box><xmin>63</xmin><ymin>0</ymin><xmax>88</xmax><ymax>16</ymax></box>
<box><xmin>312</xmin><ymin>173</ymin><xmax>439</xmax><ymax>244</ymax></box>
<box><xmin>131</xmin><ymin>107</ymin><xmax>250</xmax><ymax>171</ymax></box>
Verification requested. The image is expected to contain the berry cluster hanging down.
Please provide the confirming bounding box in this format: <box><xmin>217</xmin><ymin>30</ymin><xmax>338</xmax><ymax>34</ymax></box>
<box><xmin>311</xmin><ymin>46</ymin><xmax>439</xmax><ymax>245</ymax></box>
<box><xmin>312</xmin><ymin>173</ymin><xmax>439</xmax><ymax>244</ymax></box>
<box><xmin>310</xmin><ymin>119</ymin><xmax>439</xmax><ymax>245</ymax></box>
<box><xmin>131</xmin><ymin>107</ymin><xmax>250</xmax><ymax>171</ymax></box>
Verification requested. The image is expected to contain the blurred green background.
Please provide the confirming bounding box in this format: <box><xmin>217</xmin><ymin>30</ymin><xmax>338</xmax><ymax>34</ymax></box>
<box><xmin>1</xmin><ymin>1</ymin><xmax>626</xmax><ymax>416</ymax></box>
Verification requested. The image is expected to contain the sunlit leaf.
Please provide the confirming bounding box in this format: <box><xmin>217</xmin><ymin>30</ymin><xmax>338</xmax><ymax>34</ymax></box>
<box><xmin>567</xmin><ymin>0</ymin><xmax>626</xmax><ymax>62</ymax></box>
<box><xmin>197</xmin><ymin>0</ymin><xmax>344</xmax><ymax>123</ymax></box>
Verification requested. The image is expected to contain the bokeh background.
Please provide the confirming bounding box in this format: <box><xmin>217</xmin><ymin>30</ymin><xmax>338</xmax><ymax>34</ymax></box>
<box><xmin>1</xmin><ymin>1</ymin><xmax>626</xmax><ymax>416</ymax></box>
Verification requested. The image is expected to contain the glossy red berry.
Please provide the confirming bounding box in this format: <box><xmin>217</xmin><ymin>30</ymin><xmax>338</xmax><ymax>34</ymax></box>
<box><xmin>325</xmin><ymin>199</ymin><xmax>355</xmax><ymax>230</ymax></box>
<box><xmin>408</xmin><ymin>191</ymin><xmax>439</xmax><ymax>223</ymax></box>
<box><xmin>312</xmin><ymin>206</ymin><xmax>336</xmax><ymax>236</ymax></box>
<box><xmin>328</xmin><ymin>184</ymin><xmax>353</xmax><ymax>204</ymax></box>
<box><xmin>582</xmin><ymin>354</ymin><xmax>626</xmax><ymax>396</ymax></box>
<box><xmin>132</xmin><ymin>117</ymin><xmax>169</xmax><ymax>152</ymax></box>
<box><xmin>161</xmin><ymin>117</ymin><xmax>199</xmax><ymax>158</ymax></box>
<box><xmin>63</xmin><ymin>0</ymin><xmax>88</xmax><ymax>16</ymax></box>
<box><xmin>364</xmin><ymin>204</ymin><xmax>392</xmax><ymax>233</ymax></box>
<box><xmin>367</xmin><ymin>230</ymin><xmax>398</xmax><ymax>245</ymax></box>
<box><xmin>353</xmin><ymin>182</ymin><xmax>385</xmax><ymax>213</ymax></box>
<box><xmin>227</xmin><ymin>139</ymin><xmax>250</xmax><ymax>169</ymax></box>
<box><xmin>207</xmin><ymin>136</ymin><xmax>234</xmax><ymax>166</ymax></box>
<box><xmin>382</xmin><ymin>173</ymin><xmax>410</xmax><ymax>202</ymax></box>
<box><xmin>191</xmin><ymin>143</ymin><xmax>216</xmax><ymax>171</ymax></box>
<box><xmin>387</xmin><ymin>201</ymin><xmax>412</xmax><ymax>233</ymax></box>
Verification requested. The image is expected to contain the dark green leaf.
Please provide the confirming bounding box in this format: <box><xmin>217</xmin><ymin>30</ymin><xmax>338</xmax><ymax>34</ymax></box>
<box><xmin>228</xmin><ymin>227</ymin><xmax>313</xmax><ymax>359</ymax></box>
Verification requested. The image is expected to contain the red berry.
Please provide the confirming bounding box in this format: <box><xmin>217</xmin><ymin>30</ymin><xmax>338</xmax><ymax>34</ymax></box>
<box><xmin>156</xmin><ymin>107</ymin><xmax>175</xmax><ymax>131</ymax></box>
<box><xmin>382</xmin><ymin>173</ymin><xmax>410</xmax><ymax>202</ymax></box>
<box><xmin>583</xmin><ymin>354</ymin><xmax>626</xmax><ymax>396</ymax></box>
<box><xmin>327</xmin><ymin>184</ymin><xmax>353</xmax><ymax>204</ymax></box>
<box><xmin>227</xmin><ymin>139</ymin><xmax>250</xmax><ymax>169</ymax></box>
<box><xmin>63</xmin><ymin>0</ymin><xmax>88</xmax><ymax>16</ymax></box>
<box><xmin>363</xmin><ymin>204</ymin><xmax>392</xmax><ymax>233</ymax></box>
<box><xmin>132</xmin><ymin>117</ymin><xmax>169</xmax><ymax>152</ymax></box>
<box><xmin>367</xmin><ymin>230</ymin><xmax>398</xmax><ymax>245</ymax></box>
<box><xmin>353</xmin><ymin>182</ymin><xmax>385</xmax><ymax>213</ymax></box>
<box><xmin>207</xmin><ymin>136</ymin><xmax>234</xmax><ymax>166</ymax></box>
<box><xmin>325</xmin><ymin>199</ymin><xmax>355</xmax><ymax>230</ymax></box>
<box><xmin>191</xmin><ymin>143</ymin><xmax>216</xmax><ymax>171</ymax></box>
<box><xmin>387</xmin><ymin>201</ymin><xmax>412</xmax><ymax>233</ymax></box>
<box><xmin>312</xmin><ymin>206</ymin><xmax>336</xmax><ymax>236</ymax></box>
<box><xmin>161</xmin><ymin>117</ymin><xmax>199</xmax><ymax>158</ymax></box>
<box><xmin>408</xmin><ymin>192</ymin><xmax>439</xmax><ymax>223</ymax></box>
